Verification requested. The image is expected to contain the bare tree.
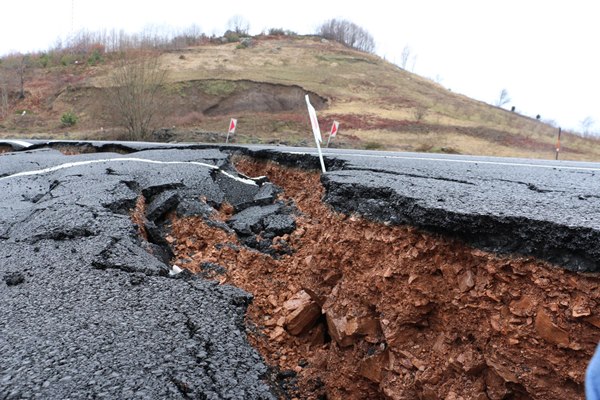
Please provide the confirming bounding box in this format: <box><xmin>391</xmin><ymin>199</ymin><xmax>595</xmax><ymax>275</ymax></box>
<box><xmin>580</xmin><ymin>116</ymin><xmax>595</xmax><ymax>136</ymax></box>
<box><xmin>495</xmin><ymin>89</ymin><xmax>511</xmax><ymax>107</ymax></box>
<box><xmin>410</xmin><ymin>54</ymin><xmax>417</xmax><ymax>72</ymax></box>
<box><xmin>0</xmin><ymin>80</ymin><xmax>8</xmax><ymax>118</ymax></box>
<box><xmin>16</xmin><ymin>56</ymin><xmax>28</xmax><ymax>99</ymax></box>
<box><xmin>106</xmin><ymin>53</ymin><xmax>167</xmax><ymax>140</ymax></box>
<box><xmin>227</xmin><ymin>15</ymin><xmax>250</xmax><ymax>35</ymax></box>
<box><xmin>316</xmin><ymin>19</ymin><xmax>375</xmax><ymax>53</ymax></box>
<box><xmin>400</xmin><ymin>45</ymin><xmax>411</xmax><ymax>69</ymax></box>
<box><xmin>0</xmin><ymin>65</ymin><xmax>8</xmax><ymax>118</ymax></box>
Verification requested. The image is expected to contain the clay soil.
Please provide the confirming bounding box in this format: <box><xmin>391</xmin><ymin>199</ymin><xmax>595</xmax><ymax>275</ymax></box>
<box><xmin>167</xmin><ymin>158</ymin><xmax>600</xmax><ymax>400</ymax></box>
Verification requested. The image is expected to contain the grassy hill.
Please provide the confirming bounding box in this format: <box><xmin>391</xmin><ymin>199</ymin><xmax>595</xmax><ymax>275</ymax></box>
<box><xmin>2</xmin><ymin>35</ymin><xmax>600</xmax><ymax>161</ymax></box>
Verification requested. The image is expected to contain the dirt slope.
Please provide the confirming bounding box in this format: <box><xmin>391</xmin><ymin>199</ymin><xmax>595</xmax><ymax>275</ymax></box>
<box><xmin>166</xmin><ymin>158</ymin><xmax>600</xmax><ymax>399</ymax></box>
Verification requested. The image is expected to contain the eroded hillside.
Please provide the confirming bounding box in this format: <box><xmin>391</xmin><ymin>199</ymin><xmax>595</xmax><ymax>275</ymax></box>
<box><xmin>2</xmin><ymin>36</ymin><xmax>600</xmax><ymax>160</ymax></box>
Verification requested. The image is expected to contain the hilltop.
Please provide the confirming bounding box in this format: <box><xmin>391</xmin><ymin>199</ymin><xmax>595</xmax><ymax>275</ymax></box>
<box><xmin>1</xmin><ymin>34</ymin><xmax>599</xmax><ymax>161</ymax></box>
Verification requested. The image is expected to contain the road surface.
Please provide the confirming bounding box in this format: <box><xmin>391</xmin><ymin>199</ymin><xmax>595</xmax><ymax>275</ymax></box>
<box><xmin>1</xmin><ymin>139</ymin><xmax>599</xmax><ymax>399</ymax></box>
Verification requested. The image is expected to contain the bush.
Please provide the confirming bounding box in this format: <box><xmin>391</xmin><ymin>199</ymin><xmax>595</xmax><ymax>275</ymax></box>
<box><xmin>267</xmin><ymin>28</ymin><xmax>297</xmax><ymax>36</ymax></box>
<box><xmin>224</xmin><ymin>31</ymin><xmax>241</xmax><ymax>43</ymax></box>
<box><xmin>364</xmin><ymin>141</ymin><xmax>383</xmax><ymax>150</ymax></box>
<box><xmin>38</xmin><ymin>53</ymin><xmax>50</xmax><ymax>68</ymax></box>
<box><xmin>87</xmin><ymin>49</ymin><xmax>103</xmax><ymax>66</ymax></box>
<box><xmin>61</xmin><ymin>111</ymin><xmax>78</xmax><ymax>127</ymax></box>
<box><xmin>60</xmin><ymin>54</ymin><xmax>77</xmax><ymax>66</ymax></box>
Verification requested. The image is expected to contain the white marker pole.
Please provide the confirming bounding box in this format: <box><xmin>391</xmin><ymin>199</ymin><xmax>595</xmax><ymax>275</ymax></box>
<box><xmin>305</xmin><ymin>95</ymin><xmax>326</xmax><ymax>173</ymax></box>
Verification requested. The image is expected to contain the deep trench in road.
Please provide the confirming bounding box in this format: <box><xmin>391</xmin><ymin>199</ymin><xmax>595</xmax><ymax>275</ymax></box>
<box><xmin>1</xmin><ymin>144</ymin><xmax>599</xmax><ymax>400</ymax></box>
<box><xmin>160</xmin><ymin>156</ymin><xmax>598</xmax><ymax>400</ymax></box>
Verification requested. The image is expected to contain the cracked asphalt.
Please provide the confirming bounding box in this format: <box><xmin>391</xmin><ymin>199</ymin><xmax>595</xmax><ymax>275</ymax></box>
<box><xmin>1</xmin><ymin>147</ymin><xmax>275</xmax><ymax>399</ymax></box>
<box><xmin>1</xmin><ymin>140</ymin><xmax>600</xmax><ymax>398</ymax></box>
<box><xmin>239</xmin><ymin>145</ymin><xmax>600</xmax><ymax>272</ymax></box>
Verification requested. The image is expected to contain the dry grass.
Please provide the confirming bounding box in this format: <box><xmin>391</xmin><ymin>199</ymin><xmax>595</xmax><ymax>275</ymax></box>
<box><xmin>2</xmin><ymin>36</ymin><xmax>600</xmax><ymax>161</ymax></box>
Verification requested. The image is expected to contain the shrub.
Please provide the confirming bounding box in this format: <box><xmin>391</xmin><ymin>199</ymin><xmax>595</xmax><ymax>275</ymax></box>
<box><xmin>364</xmin><ymin>141</ymin><xmax>383</xmax><ymax>150</ymax></box>
<box><xmin>87</xmin><ymin>49</ymin><xmax>103</xmax><ymax>66</ymax></box>
<box><xmin>60</xmin><ymin>54</ymin><xmax>77</xmax><ymax>66</ymax></box>
<box><xmin>61</xmin><ymin>111</ymin><xmax>78</xmax><ymax>127</ymax></box>
<box><xmin>224</xmin><ymin>31</ymin><xmax>241</xmax><ymax>43</ymax></box>
<box><xmin>38</xmin><ymin>53</ymin><xmax>50</xmax><ymax>68</ymax></box>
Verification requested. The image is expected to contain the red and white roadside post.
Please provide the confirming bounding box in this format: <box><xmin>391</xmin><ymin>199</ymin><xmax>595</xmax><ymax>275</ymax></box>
<box><xmin>226</xmin><ymin>118</ymin><xmax>237</xmax><ymax>144</ymax></box>
<box><xmin>326</xmin><ymin>120</ymin><xmax>339</xmax><ymax>148</ymax></box>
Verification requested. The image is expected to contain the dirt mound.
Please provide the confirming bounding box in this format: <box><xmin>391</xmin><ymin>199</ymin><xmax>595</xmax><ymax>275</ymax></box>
<box><xmin>167</xmin><ymin>158</ymin><xmax>598</xmax><ymax>399</ymax></box>
<box><xmin>200</xmin><ymin>80</ymin><xmax>327</xmax><ymax>116</ymax></box>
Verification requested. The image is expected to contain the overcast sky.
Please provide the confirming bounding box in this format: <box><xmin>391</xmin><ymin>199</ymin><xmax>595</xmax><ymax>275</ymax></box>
<box><xmin>1</xmin><ymin>0</ymin><xmax>598</xmax><ymax>131</ymax></box>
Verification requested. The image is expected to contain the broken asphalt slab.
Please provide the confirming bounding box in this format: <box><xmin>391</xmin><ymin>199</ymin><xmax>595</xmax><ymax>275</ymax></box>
<box><xmin>0</xmin><ymin>147</ymin><xmax>278</xmax><ymax>399</ymax></box>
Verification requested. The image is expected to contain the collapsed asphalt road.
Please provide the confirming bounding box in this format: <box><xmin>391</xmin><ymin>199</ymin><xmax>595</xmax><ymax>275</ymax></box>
<box><xmin>2</xmin><ymin>140</ymin><xmax>600</xmax><ymax>399</ymax></box>
<box><xmin>0</xmin><ymin>148</ymin><xmax>279</xmax><ymax>399</ymax></box>
<box><xmin>239</xmin><ymin>145</ymin><xmax>600</xmax><ymax>272</ymax></box>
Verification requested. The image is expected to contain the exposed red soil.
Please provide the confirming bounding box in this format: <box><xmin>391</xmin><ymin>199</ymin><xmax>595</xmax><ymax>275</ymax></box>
<box><xmin>167</xmin><ymin>158</ymin><xmax>600</xmax><ymax>400</ymax></box>
<box><xmin>131</xmin><ymin>195</ymin><xmax>148</xmax><ymax>241</ymax></box>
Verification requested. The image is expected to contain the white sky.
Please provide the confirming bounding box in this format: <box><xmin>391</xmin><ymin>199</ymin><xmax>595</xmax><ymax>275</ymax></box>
<box><xmin>1</xmin><ymin>0</ymin><xmax>598</xmax><ymax>131</ymax></box>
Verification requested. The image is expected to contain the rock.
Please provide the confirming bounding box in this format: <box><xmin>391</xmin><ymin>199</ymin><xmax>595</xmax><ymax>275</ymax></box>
<box><xmin>585</xmin><ymin>315</ymin><xmax>600</xmax><ymax>329</ymax></box>
<box><xmin>283</xmin><ymin>290</ymin><xmax>311</xmax><ymax>311</ymax></box>
<box><xmin>572</xmin><ymin>305</ymin><xmax>591</xmax><ymax>318</ymax></box>
<box><xmin>323</xmin><ymin>310</ymin><xmax>381</xmax><ymax>347</ymax></box>
<box><xmin>325</xmin><ymin>313</ymin><xmax>355</xmax><ymax>347</ymax></box>
<box><xmin>3</xmin><ymin>272</ymin><xmax>25</xmax><ymax>286</ymax></box>
<box><xmin>451</xmin><ymin>349</ymin><xmax>485</xmax><ymax>375</ymax></box>
<box><xmin>571</xmin><ymin>295</ymin><xmax>591</xmax><ymax>318</ymax></box>
<box><xmin>269</xmin><ymin>326</ymin><xmax>286</xmax><ymax>340</ymax></box>
<box><xmin>509</xmin><ymin>295</ymin><xmax>536</xmax><ymax>317</ymax></box>
<box><xmin>285</xmin><ymin>302</ymin><xmax>321</xmax><ymax>336</ymax></box>
<box><xmin>358</xmin><ymin>349</ymin><xmax>390</xmax><ymax>383</ymax></box>
<box><xmin>263</xmin><ymin>214</ymin><xmax>296</xmax><ymax>237</ymax></box>
<box><xmin>253</xmin><ymin>183</ymin><xmax>281</xmax><ymax>206</ymax></box>
<box><xmin>240</xmin><ymin>37</ymin><xmax>253</xmax><ymax>48</ymax></box>
<box><xmin>355</xmin><ymin>316</ymin><xmax>382</xmax><ymax>337</ymax></box>
<box><xmin>458</xmin><ymin>269</ymin><xmax>475</xmax><ymax>292</ymax></box>
<box><xmin>301</xmin><ymin>287</ymin><xmax>326</xmax><ymax>307</ymax></box>
<box><xmin>227</xmin><ymin>204</ymin><xmax>282</xmax><ymax>235</ymax></box>
<box><xmin>534</xmin><ymin>308</ymin><xmax>569</xmax><ymax>346</ymax></box>
<box><xmin>283</xmin><ymin>291</ymin><xmax>321</xmax><ymax>336</ymax></box>
<box><xmin>145</xmin><ymin>191</ymin><xmax>180</xmax><ymax>222</ymax></box>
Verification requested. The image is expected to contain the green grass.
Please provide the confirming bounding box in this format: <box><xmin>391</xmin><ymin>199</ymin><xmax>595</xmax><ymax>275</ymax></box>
<box><xmin>196</xmin><ymin>80</ymin><xmax>241</xmax><ymax>97</ymax></box>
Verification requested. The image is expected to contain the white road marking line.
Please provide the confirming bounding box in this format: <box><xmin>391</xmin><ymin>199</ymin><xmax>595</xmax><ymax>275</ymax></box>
<box><xmin>1</xmin><ymin>140</ymin><xmax>32</xmax><ymax>148</ymax></box>
<box><xmin>0</xmin><ymin>157</ymin><xmax>258</xmax><ymax>185</ymax></box>
<box><xmin>288</xmin><ymin>151</ymin><xmax>600</xmax><ymax>172</ymax></box>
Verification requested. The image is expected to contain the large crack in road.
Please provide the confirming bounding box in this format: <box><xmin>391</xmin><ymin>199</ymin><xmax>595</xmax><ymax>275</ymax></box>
<box><xmin>1</xmin><ymin>142</ymin><xmax>599</xmax><ymax>399</ymax></box>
